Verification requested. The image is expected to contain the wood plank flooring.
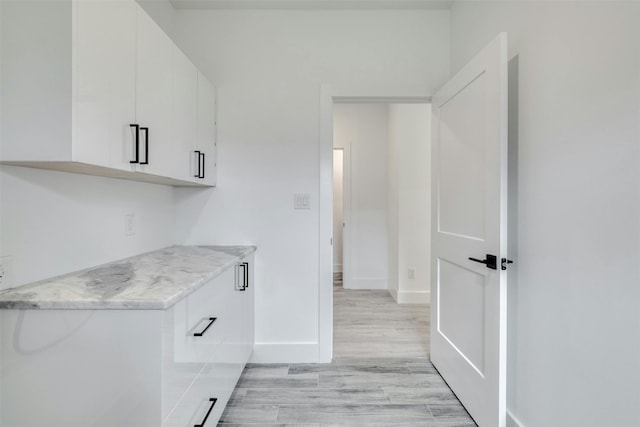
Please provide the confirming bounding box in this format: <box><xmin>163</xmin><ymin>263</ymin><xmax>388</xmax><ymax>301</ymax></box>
<box><xmin>218</xmin><ymin>274</ymin><xmax>476</xmax><ymax>426</ymax></box>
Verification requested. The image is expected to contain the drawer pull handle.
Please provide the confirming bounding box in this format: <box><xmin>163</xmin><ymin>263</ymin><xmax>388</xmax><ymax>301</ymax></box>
<box><xmin>140</xmin><ymin>127</ymin><xmax>149</xmax><ymax>165</ymax></box>
<box><xmin>194</xmin><ymin>397</ymin><xmax>217</xmax><ymax>427</ymax></box>
<box><xmin>129</xmin><ymin>124</ymin><xmax>139</xmax><ymax>164</ymax></box>
<box><xmin>193</xmin><ymin>317</ymin><xmax>217</xmax><ymax>337</ymax></box>
<box><xmin>235</xmin><ymin>262</ymin><xmax>249</xmax><ymax>291</ymax></box>
<box><xmin>242</xmin><ymin>262</ymin><xmax>249</xmax><ymax>289</ymax></box>
<box><xmin>194</xmin><ymin>150</ymin><xmax>201</xmax><ymax>178</ymax></box>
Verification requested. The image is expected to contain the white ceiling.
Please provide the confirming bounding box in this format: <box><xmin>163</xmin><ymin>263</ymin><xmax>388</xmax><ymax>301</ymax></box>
<box><xmin>169</xmin><ymin>0</ymin><xmax>453</xmax><ymax>10</ymax></box>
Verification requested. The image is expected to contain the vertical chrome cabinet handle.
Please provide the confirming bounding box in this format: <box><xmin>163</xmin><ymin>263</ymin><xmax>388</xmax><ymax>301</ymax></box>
<box><xmin>129</xmin><ymin>124</ymin><xmax>139</xmax><ymax>164</ymax></box>
<box><xmin>200</xmin><ymin>152</ymin><xmax>205</xmax><ymax>179</ymax></box>
<box><xmin>140</xmin><ymin>127</ymin><xmax>149</xmax><ymax>165</ymax></box>
<box><xmin>194</xmin><ymin>150</ymin><xmax>201</xmax><ymax>178</ymax></box>
<box><xmin>194</xmin><ymin>398</ymin><xmax>217</xmax><ymax>427</ymax></box>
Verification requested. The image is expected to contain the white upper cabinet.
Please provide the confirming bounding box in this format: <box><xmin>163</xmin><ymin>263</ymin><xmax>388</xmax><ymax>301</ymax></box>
<box><xmin>74</xmin><ymin>0</ymin><xmax>137</xmax><ymax>171</ymax></box>
<box><xmin>135</xmin><ymin>6</ymin><xmax>175</xmax><ymax>179</ymax></box>
<box><xmin>197</xmin><ymin>72</ymin><xmax>218</xmax><ymax>186</ymax></box>
<box><xmin>171</xmin><ymin>46</ymin><xmax>199</xmax><ymax>183</ymax></box>
<box><xmin>0</xmin><ymin>0</ymin><xmax>214</xmax><ymax>187</ymax></box>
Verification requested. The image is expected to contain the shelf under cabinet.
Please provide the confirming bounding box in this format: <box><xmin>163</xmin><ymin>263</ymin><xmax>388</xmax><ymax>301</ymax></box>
<box><xmin>0</xmin><ymin>161</ymin><xmax>214</xmax><ymax>187</ymax></box>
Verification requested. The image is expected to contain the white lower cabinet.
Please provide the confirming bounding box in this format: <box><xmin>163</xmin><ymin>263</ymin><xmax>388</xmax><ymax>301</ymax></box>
<box><xmin>0</xmin><ymin>255</ymin><xmax>254</xmax><ymax>427</ymax></box>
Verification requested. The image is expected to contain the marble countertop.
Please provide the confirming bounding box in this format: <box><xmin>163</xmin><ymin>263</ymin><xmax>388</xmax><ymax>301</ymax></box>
<box><xmin>0</xmin><ymin>245</ymin><xmax>256</xmax><ymax>310</ymax></box>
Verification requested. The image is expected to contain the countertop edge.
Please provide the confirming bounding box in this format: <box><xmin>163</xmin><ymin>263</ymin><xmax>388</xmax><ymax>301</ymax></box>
<box><xmin>0</xmin><ymin>245</ymin><xmax>257</xmax><ymax>310</ymax></box>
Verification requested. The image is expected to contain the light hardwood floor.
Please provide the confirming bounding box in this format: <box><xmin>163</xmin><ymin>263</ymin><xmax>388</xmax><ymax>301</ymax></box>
<box><xmin>333</xmin><ymin>273</ymin><xmax>430</xmax><ymax>359</ymax></box>
<box><xmin>218</xmin><ymin>274</ymin><xmax>475</xmax><ymax>426</ymax></box>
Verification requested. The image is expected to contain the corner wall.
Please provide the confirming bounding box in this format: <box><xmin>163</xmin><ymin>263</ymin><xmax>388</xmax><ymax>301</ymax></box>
<box><xmin>451</xmin><ymin>2</ymin><xmax>640</xmax><ymax>426</ymax></box>
<box><xmin>388</xmin><ymin>103</ymin><xmax>431</xmax><ymax>304</ymax></box>
<box><xmin>172</xmin><ymin>9</ymin><xmax>450</xmax><ymax>361</ymax></box>
<box><xmin>333</xmin><ymin>103</ymin><xmax>389</xmax><ymax>290</ymax></box>
<box><xmin>0</xmin><ymin>166</ymin><xmax>175</xmax><ymax>289</ymax></box>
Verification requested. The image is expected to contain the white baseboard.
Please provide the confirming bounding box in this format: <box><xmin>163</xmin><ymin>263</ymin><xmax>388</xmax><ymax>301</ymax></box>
<box><xmin>507</xmin><ymin>409</ymin><xmax>525</xmax><ymax>427</ymax></box>
<box><xmin>344</xmin><ymin>277</ymin><xmax>387</xmax><ymax>289</ymax></box>
<box><xmin>391</xmin><ymin>290</ymin><xmax>430</xmax><ymax>304</ymax></box>
<box><xmin>249</xmin><ymin>343</ymin><xmax>319</xmax><ymax>363</ymax></box>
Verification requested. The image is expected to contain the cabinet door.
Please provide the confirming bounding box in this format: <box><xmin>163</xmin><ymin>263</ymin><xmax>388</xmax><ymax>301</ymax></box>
<box><xmin>73</xmin><ymin>0</ymin><xmax>136</xmax><ymax>169</ymax></box>
<box><xmin>135</xmin><ymin>6</ymin><xmax>175</xmax><ymax>177</ymax></box>
<box><xmin>197</xmin><ymin>72</ymin><xmax>217</xmax><ymax>186</ymax></box>
<box><xmin>172</xmin><ymin>47</ymin><xmax>198</xmax><ymax>183</ymax></box>
<box><xmin>162</xmin><ymin>364</ymin><xmax>227</xmax><ymax>427</ymax></box>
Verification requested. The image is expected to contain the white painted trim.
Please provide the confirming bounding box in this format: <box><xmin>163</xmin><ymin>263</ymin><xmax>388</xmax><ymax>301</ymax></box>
<box><xmin>507</xmin><ymin>409</ymin><xmax>525</xmax><ymax>427</ymax></box>
<box><xmin>389</xmin><ymin>288</ymin><xmax>399</xmax><ymax>302</ymax></box>
<box><xmin>344</xmin><ymin>277</ymin><xmax>387</xmax><ymax>290</ymax></box>
<box><xmin>170</xmin><ymin>0</ymin><xmax>453</xmax><ymax>11</ymax></box>
<box><xmin>396</xmin><ymin>290</ymin><xmax>431</xmax><ymax>304</ymax></box>
<box><xmin>331</xmin><ymin>145</ymin><xmax>352</xmax><ymax>289</ymax></box>
<box><xmin>341</xmin><ymin>144</ymin><xmax>352</xmax><ymax>290</ymax></box>
<box><xmin>319</xmin><ymin>84</ymin><xmax>434</xmax><ymax>364</ymax></box>
<box><xmin>250</xmin><ymin>343</ymin><xmax>320</xmax><ymax>363</ymax></box>
<box><xmin>318</xmin><ymin>85</ymin><xmax>335</xmax><ymax>363</ymax></box>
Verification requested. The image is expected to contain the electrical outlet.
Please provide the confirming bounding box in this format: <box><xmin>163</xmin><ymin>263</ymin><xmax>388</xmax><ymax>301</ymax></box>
<box><xmin>0</xmin><ymin>255</ymin><xmax>14</xmax><ymax>289</ymax></box>
<box><xmin>125</xmin><ymin>214</ymin><xmax>136</xmax><ymax>236</ymax></box>
<box><xmin>408</xmin><ymin>267</ymin><xmax>416</xmax><ymax>280</ymax></box>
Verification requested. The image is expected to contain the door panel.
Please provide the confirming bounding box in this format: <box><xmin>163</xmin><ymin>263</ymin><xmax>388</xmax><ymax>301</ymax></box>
<box><xmin>438</xmin><ymin>72</ymin><xmax>487</xmax><ymax>240</ymax></box>
<box><xmin>431</xmin><ymin>33</ymin><xmax>508</xmax><ymax>427</ymax></box>
<box><xmin>438</xmin><ymin>258</ymin><xmax>486</xmax><ymax>374</ymax></box>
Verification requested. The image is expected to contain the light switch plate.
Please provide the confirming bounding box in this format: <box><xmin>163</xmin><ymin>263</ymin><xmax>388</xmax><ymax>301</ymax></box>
<box><xmin>293</xmin><ymin>193</ymin><xmax>310</xmax><ymax>210</ymax></box>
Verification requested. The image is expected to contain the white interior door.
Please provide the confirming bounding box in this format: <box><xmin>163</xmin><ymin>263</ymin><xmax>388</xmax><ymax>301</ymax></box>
<box><xmin>430</xmin><ymin>33</ymin><xmax>508</xmax><ymax>427</ymax></box>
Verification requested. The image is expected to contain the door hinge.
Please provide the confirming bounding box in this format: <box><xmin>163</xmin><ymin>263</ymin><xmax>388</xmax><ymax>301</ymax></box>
<box><xmin>501</xmin><ymin>258</ymin><xmax>513</xmax><ymax>270</ymax></box>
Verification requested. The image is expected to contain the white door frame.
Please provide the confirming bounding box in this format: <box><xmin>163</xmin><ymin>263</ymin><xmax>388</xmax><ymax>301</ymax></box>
<box><xmin>331</xmin><ymin>147</ymin><xmax>348</xmax><ymax>282</ymax></box>
<box><xmin>318</xmin><ymin>85</ymin><xmax>431</xmax><ymax>362</ymax></box>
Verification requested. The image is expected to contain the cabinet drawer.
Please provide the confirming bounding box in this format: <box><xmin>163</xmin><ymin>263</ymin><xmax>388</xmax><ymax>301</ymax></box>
<box><xmin>186</xmin><ymin>268</ymin><xmax>234</xmax><ymax>342</ymax></box>
<box><xmin>162</xmin><ymin>363</ymin><xmax>227</xmax><ymax>427</ymax></box>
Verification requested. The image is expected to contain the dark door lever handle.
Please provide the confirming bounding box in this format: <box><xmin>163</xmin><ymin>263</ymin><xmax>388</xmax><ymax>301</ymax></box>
<box><xmin>468</xmin><ymin>254</ymin><xmax>497</xmax><ymax>270</ymax></box>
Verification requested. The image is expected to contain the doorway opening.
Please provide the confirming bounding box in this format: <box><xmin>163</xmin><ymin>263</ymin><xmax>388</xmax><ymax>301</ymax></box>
<box><xmin>318</xmin><ymin>89</ymin><xmax>432</xmax><ymax>363</ymax></box>
<box><xmin>330</xmin><ymin>102</ymin><xmax>432</xmax><ymax>359</ymax></box>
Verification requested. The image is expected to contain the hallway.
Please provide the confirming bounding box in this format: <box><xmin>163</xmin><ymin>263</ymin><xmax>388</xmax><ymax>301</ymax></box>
<box><xmin>218</xmin><ymin>281</ymin><xmax>475</xmax><ymax>426</ymax></box>
<box><xmin>333</xmin><ymin>273</ymin><xmax>430</xmax><ymax>359</ymax></box>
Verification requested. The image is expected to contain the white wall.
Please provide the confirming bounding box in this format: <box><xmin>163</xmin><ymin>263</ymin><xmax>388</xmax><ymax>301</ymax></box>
<box><xmin>172</xmin><ymin>9</ymin><xmax>450</xmax><ymax>361</ymax></box>
<box><xmin>387</xmin><ymin>103</ymin><xmax>431</xmax><ymax>304</ymax></box>
<box><xmin>451</xmin><ymin>2</ymin><xmax>640</xmax><ymax>426</ymax></box>
<box><xmin>0</xmin><ymin>166</ymin><xmax>175</xmax><ymax>289</ymax></box>
<box><xmin>332</xmin><ymin>149</ymin><xmax>343</xmax><ymax>273</ymax></box>
<box><xmin>334</xmin><ymin>103</ymin><xmax>389</xmax><ymax>290</ymax></box>
<box><xmin>136</xmin><ymin>0</ymin><xmax>175</xmax><ymax>38</ymax></box>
